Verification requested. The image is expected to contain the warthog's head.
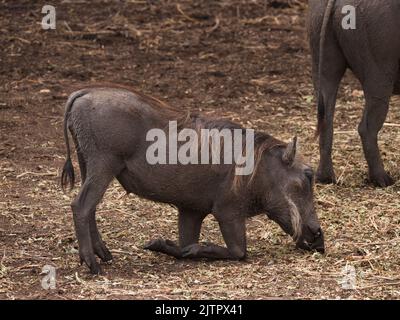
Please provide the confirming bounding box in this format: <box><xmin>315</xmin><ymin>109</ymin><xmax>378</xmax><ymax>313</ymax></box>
<box><xmin>256</xmin><ymin>137</ymin><xmax>325</xmax><ymax>253</ymax></box>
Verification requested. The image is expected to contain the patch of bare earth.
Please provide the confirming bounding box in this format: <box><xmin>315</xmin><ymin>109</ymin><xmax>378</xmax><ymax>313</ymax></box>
<box><xmin>1</xmin><ymin>0</ymin><xmax>400</xmax><ymax>299</ymax></box>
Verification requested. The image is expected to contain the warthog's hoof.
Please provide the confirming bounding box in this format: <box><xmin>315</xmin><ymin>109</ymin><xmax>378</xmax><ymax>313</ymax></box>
<box><xmin>144</xmin><ymin>238</ymin><xmax>165</xmax><ymax>251</ymax></box>
<box><xmin>93</xmin><ymin>242</ymin><xmax>113</xmax><ymax>263</ymax></box>
<box><xmin>316</xmin><ymin>169</ymin><xmax>336</xmax><ymax>185</ymax></box>
<box><xmin>369</xmin><ymin>172</ymin><xmax>394</xmax><ymax>188</ymax></box>
<box><xmin>80</xmin><ymin>255</ymin><xmax>102</xmax><ymax>275</ymax></box>
<box><xmin>181</xmin><ymin>244</ymin><xmax>202</xmax><ymax>258</ymax></box>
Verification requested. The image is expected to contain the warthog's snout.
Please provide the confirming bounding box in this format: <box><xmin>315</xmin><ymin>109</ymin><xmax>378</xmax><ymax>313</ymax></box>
<box><xmin>296</xmin><ymin>226</ymin><xmax>325</xmax><ymax>254</ymax></box>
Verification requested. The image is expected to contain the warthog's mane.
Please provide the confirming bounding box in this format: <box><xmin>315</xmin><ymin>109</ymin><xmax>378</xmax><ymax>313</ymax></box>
<box><xmin>232</xmin><ymin>131</ymin><xmax>285</xmax><ymax>192</ymax></box>
<box><xmin>176</xmin><ymin>112</ymin><xmax>286</xmax><ymax>193</ymax></box>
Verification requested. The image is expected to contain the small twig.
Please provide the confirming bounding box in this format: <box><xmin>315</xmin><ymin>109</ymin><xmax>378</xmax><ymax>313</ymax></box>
<box><xmin>241</xmin><ymin>15</ymin><xmax>269</xmax><ymax>25</ymax></box>
<box><xmin>316</xmin><ymin>199</ymin><xmax>336</xmax><ymax>207</ymax></box>
<box><xmin>206</xmin><ymin>16</ymin><xmax>220</xmax><ymax>33</ymax></box>
<box><xmin>176</xmin><ymin>4</ymin><xmax>197</xmax><ymax>22</ymax></box>
<box><xmin>334</xmin><ymin>130</ymin><xmax>357</xmax><ymax>135</ymax></box>
<box><xmin>250</xmin><ymin>77</ymin><xmax>285</xmax><ymax>86</ymax></box>
<box><xmin>384</xmin><ymin>122</ymin><xmax>400</xmax><ymax>127</ymax></box>
<box><xmin>16</xmin><ymin>264</ymin><xmax>41</xmax><ymax>271</ymax></box>
<box><xmin>336</xmin><ymin>156</ymin><xmax>351</xmax><ymax>185</ymax></box>
<box><xmin>16</xmin><ymin>171</ymin><xmax>58</xmax><ymax>178</ymax></box>
<box><xmin>349</xmin><ymin>238</ymin><xmax>400</xmax><ymax>246</ymax></box>
<box><xmin>65</xmin><ymin>30</ymin><xmax>117</xmax><ymax>37</ymax></box>
<box><xmin>7</xmin><ymin>37</ymin><xmax>31</xmax><ymax>44</ymax></box>
<box><xmin>358</xmin><ymin>281</ymin><xmax>400</xmax><ymax>290</ymax></box>
<box><xmin>63</xmin><ymin>21</ymin><xmax>73</xmax><ymax>33</ymax></box>
<box><xmin>110</xmin><ymin>249</ymin><xmax>137</xmax><ymax>256</ymax></box>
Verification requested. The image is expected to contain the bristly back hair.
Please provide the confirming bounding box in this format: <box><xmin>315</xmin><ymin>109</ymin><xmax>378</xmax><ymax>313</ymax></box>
<box><xmin>232</xmin><ymin>132</ymin><xmax>285</xmax><ymax>193</ymax></box>
<box><xmin>67</xmin><ymin>81</ymin><xmax>179</xmax><ymax>114</ymax></box>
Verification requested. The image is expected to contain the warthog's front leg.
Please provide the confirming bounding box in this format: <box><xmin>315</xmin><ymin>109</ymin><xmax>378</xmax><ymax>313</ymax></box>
<box><xmin>144</xmin><ymin>209</ymin><xmax>206</xmax><ymax>258</ymax></box>
<box><xmin>182</xmin><ymin>212</ymin><xmax>246</xmax><ymax>260</ymax></box>
<box><xmin>144</xmin><ymin>239</ymin><xmax>181</xmax><ymax>258</ymax></box>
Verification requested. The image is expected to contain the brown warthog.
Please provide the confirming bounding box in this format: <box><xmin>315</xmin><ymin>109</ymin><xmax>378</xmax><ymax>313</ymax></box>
<box><xmin>61</xmin><ymin>86</ymin><xmax>325</xmax><ymax>274</ymax></box>
<box><xmin>309</xmin><ymin>0</ymin><xmax>400</xmax><ymax>187</ymax></box>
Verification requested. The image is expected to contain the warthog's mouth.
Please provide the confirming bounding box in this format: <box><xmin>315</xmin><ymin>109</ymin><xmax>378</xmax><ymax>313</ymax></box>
<box><xmin>296</xmin><ymin>238</ymin><xmax>325</xmax><ymax>254</ymax></box>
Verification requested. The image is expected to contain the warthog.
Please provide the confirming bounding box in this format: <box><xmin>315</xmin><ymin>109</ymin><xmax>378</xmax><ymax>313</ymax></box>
<box><xmin>309</xmin><ymin>0</ymin><xmax>400</xmax><ymax>187</ymax></box>
<box><xmin>61</xmin><ymin>86</ymin><xmax>325</xmax><ymax>274</ymax></box>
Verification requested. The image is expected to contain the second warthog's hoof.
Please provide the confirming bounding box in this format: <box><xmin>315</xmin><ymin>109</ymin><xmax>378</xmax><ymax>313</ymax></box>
<box><xmin>93</xmin><ymin>242</ymin><xmax>113</xmax><ymax>263</ymax></box>
<box><xmin>316</xmin><ymin>169</ymin><xmax>336</xmax><ymax>185</ymax></box>
<box><xmin>369</xmin><ymin>171</ymin><xmax>394</xmax><ymax>188</ymax></box>
<box><xmin>80</xmin><ymin>254</ymin><xmax>102</xmax><ymax>275</ymax></box>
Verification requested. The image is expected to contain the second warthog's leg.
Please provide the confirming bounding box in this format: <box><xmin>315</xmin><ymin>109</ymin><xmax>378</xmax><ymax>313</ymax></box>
<box><xmin>358</xmin><ymin>80</ymin><xmax>394</xmax><ymax>187</ymax></box>
<box><xmin>314</xmin><ymin>44</ymin><xmax>346</xmax><ymax>184</ymax></box>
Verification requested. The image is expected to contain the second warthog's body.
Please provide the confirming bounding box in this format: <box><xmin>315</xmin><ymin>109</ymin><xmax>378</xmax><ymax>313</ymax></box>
<box><xmin>309</xmin><ymin>0</ymin><xmax>400</xmax><ymax>187</ymax></box>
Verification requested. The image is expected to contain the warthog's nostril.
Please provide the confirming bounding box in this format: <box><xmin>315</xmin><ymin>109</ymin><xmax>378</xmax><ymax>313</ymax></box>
<box><xmin>313</xmin><ymin>244</ymin><xmax>325</xmax><ymax>254</ymax></box>
<box><xmin>297</xmin><ymin>227</ymin><xmax>325</xmax><ymax>254</ymax></box>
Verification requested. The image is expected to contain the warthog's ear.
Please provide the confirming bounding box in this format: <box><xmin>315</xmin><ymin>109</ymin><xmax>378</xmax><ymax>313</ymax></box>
<box><xmin>282</xmin><ymin>136</ymin><xmax>297</xmax><ymax>165</ymax></box>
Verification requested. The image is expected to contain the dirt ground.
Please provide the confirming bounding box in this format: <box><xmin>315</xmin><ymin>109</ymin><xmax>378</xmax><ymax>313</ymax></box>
<box><xmin>1</xmin><ymin>0</ymin><xmax>400</xmax><ymax>300</ymax></box>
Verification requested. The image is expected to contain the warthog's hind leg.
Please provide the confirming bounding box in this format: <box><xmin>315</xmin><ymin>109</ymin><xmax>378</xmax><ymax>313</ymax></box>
<box><xmin>71</xmin><ymin>159</ymin><xmax>115</xmax><ymax>274</ymax></box>
<box><xmin>89</xmin><ymin>212</ymin><xmax>113</xmax><ymax>262</ymax></box>
<box><xmin>75</xmin><ymin>144</ymin><xmax>113</xmax><ymax>263</ymax></box>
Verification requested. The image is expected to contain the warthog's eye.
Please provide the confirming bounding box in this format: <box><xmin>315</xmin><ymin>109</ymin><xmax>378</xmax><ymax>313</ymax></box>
<box><xmin>304</xmin><ymin>168</ymin><xmax>314</xmax><ymax>184</ymax></box>
<box><xmin>313</xmin><ymin>228</ymin><xmax>322</xmax><ymax>241</ymax></box>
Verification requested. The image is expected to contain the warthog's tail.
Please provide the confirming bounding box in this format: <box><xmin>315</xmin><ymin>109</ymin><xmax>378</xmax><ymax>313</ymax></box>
<box><xmin>316</xmin><ymin>0</ymin><xmax>336</xmax><ymax>136</ymax></box>
<box><xmin>61</xmin><ymin>90</ymin><xmax>88</xmax><ymax>192</ymax></box>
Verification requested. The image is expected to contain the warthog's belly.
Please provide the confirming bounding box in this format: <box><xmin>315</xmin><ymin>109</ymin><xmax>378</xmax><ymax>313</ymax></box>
<box><xmin>116</xmin><ymin>166</ymin><xmax>215</xmax><ymax>212</ymax></box>
<box><xmin>116</xmin><ymin>168</ymin><xmax>172</xmax><ymax>203</ymax></box>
